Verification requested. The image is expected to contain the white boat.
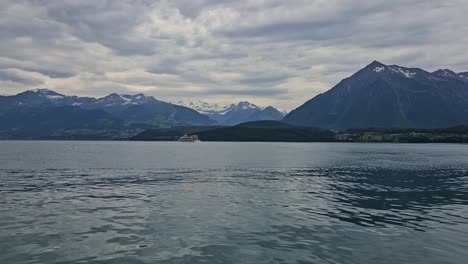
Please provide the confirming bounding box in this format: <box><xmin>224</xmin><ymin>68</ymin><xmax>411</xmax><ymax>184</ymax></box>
<box><xmin>178</xmin><ymin>134</ymin><xmax>200</xmax><ymax>142</ymax></box>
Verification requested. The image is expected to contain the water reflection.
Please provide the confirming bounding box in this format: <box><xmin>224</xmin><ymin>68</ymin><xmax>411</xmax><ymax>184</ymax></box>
<box><xmin>301</xmin><ymin>167</ymin><xmax>468</xmax><ymax>230</ymax></box>
<box><xmin>1</xmin><ymin>157</ymin><xmax>468</xmax><ymax>263</ymax></box>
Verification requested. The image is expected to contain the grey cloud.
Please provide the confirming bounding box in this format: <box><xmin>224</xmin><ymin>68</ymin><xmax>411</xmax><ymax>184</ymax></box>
<box><xmin>0</xmin><ymin>70</ymin><xmax>43</xmax><ymax>85</ymax></box>
<box><xmin>0</xmin><ymin>64</ymin><xmax>75</xmax><ymax>79</ymax></box>
<box><xmin>222</xmin><ymin>19</ymin><xmax>431</xmax><ymax>49</ymax></box>
<box><xmin>237</xmin><ymin>75</ymin><xmax>292</xmax><ymax>86</ymax></box>
<box><xmin>146</xmin><ymin>59</ymin><xmax>181</xmax><ymax>75</ymax></box>
<box><xmin>46</xmin><ymin>1</ymin><xmax>157</xmax><ymax>55</ymax></box>
<box><xmin>0</xmin><ymin>0</ymin><xmax>467</xmax><ymax>110</ymax></box>
<box><xmin>174</xmin><ymin>0</ymin><xmax>235</xmax><ymax>18</ymax></box>
<box><xmin>218</xmin><ymin>1</ymin><xmax>434</xmax><ymax>50</ymax></box>
<box><xmin>209</xmin><ymin>87</ymin><xmax>288</xmax><ymax>96</ymax></box>
<box><xmin>157</xmin><ymin>86</ymin><xmax>288</xmax><ymax>97</ymax></box>
<box><xmin>221</xmin><ymin>20</ymin><xmax>353</xmax><ymax>42</ymax></box>
<box><xmin>21</xmin><ymin>68</ymin><xmax>76</xmax><ymax>79</ymax></box>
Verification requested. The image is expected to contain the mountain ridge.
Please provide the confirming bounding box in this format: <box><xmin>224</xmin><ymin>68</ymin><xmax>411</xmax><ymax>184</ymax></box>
<box><xmin>283</xmin><ymin>61</ymin><xmax>468</xmax><ymax>129</ymax></box>
<box><xmin>0</xmin><ymin>89</ymin><xmax>214</xmax><ymax>126</ymax></box>
<box><xmin>0</xmin><ymin>89</ymin><xmax>287</xmax><ymax>130</ymax></box>
<box><xmin>171</xmin><ymin>99</ymin><xmax>286</xmax><ymax>125</ymax></box>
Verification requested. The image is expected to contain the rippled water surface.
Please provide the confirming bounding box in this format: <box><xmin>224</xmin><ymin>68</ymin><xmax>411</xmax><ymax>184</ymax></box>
<box><xmin>1</xmin><ymin>141</ymin><xmax>468</xmax><ymax>264</ymax></box>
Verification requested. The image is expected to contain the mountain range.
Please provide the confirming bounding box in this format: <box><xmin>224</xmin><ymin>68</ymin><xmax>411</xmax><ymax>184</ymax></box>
<box><xmin>2</xmin><ymin>60</ymin><xmax>468</xmax><ymax>139</ymax></box>
<box><xmin>171</xmin><ymin>100</ymin><xmax>287</xmax><ymax>125</ymax></box>
<box><xmin>0</xmin><ymin>89</ymin><xmax>213</xmax><ymax>125</ymax></box>
<box><xmin>284</xmin><ymin>61</ymin><xmax>468</xmax><ymax>129</ymax></box>
<box><xmin>0</xmin><ymin>89</ymin><xmax>286</xmax><ymax>138</ymax></box>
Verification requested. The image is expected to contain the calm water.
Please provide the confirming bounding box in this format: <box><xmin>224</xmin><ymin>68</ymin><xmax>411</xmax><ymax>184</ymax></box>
<box><xmin>1</xmin><ymin>141</ymin><xmax>468</xmax><ymax>264</ymax></box>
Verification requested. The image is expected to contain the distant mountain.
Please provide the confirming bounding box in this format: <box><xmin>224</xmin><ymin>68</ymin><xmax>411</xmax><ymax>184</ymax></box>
<box><xmin>246</xmin><ymin>106</ymin><xmax>285</xmax><ymax>122</ymax></box>
<box><xmin>211</xmin><ymin>101</ymin><xmax>264</xmax><ymax>125</ymax></box>
<box><xmin>0</xmin><ymin>89</ymin><xmax>61</xmax><ymax>112</ymax></box>
<box><xmin>0</xmin><ymin>89</ymin><xmax>214</xmax><ymax>126</ymax></box>
<box><xmin>170</xmin><ymin>99</ymin><xmax>228</xmax><ymax>115</ymax></box>
<box><xmin>172</xmin><ymin>100</ymin><xmax>286</xmax><ymax>125</ymax></box>
<box><xmin>283</xmin><ymin>61</ymin><xmax>468</xmax><ymax>129</ymax></box>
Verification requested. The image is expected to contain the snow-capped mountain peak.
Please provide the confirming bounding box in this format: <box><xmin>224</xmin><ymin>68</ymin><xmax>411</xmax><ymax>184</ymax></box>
<box><xmin>170</xmin><ymin>99</ymin><xmax>285</xmax><ymax>125</ymax></box>
<box><xmin>366</xmin><ymin>61</ymin><xmax>391</xmax><ymax>73</ymax></box>
<box><xmin>433</xmin><ymin>69</ymin><xmax>457</xmax><ymax>78</ymax></box>
<box><xmin>30</xmin><ymin>88</ymin><xmax>57</xmax><ymax>94</ymax></box>
<box><xmin>235</xmin><ymin>101</ymin><xmax>262</xmax><ymax>111</ymax></box>
<box><xmin>372</xmin><ymin>66</ymin><xmax>386</xmax><ymax>73</ymax></box>
<box><xmin>367</xmin><ymin>62</ymin><xmax>420</xmax><ymax>79</ymax></box>
<box><xmin>172</xmin><ymin>99</ymin><xmax>271</xmax><ymax>115</ymax></box>
<box><xmin>171</xmin><ymin>99</ymin><xmax>287</xmax><ymax>116</ymax></box>
<box><xmin>171</xmin><ymin>99</ymin><xmax>227</xmax><ymax>114</ymax></box>
<box><xmin>210</xmin><ymin>101</ymin><xmax>262</xmax><ymax>115</ymax></box>
<box><xmin>25</xmin><ymin>88</ymin><xmax>65</xmax><ymax>100</ymax></box>
<box><xmin>97</xmin><ymin>93</ymin><xmax>156</xmax><ymax>106</ymax></box>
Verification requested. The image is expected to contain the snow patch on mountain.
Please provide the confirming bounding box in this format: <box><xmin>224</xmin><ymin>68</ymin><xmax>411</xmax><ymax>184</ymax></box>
<box><xmin>31</xmin><ymin>88</ymin><xmax>50</xmax><ymax>93</ymax></box>
<box><xmin>173</xmin><ymin>99</ymin><xmax>286</xmax><ymax>116</ymax></box>
<box><xmin>170</xmin><ymin>99</ymin><xmax>267</xmax><ymax>115</ymax></box>
<box><xmin>237</xmin><ymin>101</ymin><xmax>262</xmax><ymax>110</ymax></box>
<box><xmin>389</xmin><ymin>66</ymin><xmax>417</xmax><ymax>78</ymax></box>
<box><xmin>29</xmin><ymin>88</ymin><xmax>61</xmax><ymax>95</ymax></box>
<box><xmin>459</xmin><ymin>72</ymin><xmax>468</xmax><ymax>79</ymax></box>
<box><xmin>171</xmin><ymin>99</ymin><xmax>228</xmax><ymax>114</ymax></box>
<box><xmin>214</xmin><ymin>102</ymin><xmax>262</xmax><ymax>115</ymax></box>
<box><xmin>276</xmin><ymin>108</ymin><xmax>290</xmax><ymax>115</ymax></box>
<box><xmin>97</xmin><ymin>93</ymin><xmax>156</xmax><ymax>106</ymax></box>
<box><xmin>47</xmin><ymin>95</ymin><xmax>65</xmax><ymax>100</ymax></box>
<box><xmin>120</xmin><ymin>95</ymin><xmax>132</xmax><ymax>102</ymax></box>
<box><xmin>373</xmin><ymin>66</ymin><xmax>385</xmax><ymax>73</ymax></box>
<box><xmin>29</xmin><ymin>88</ymin><xmax>63</xmax><ymax>96</ymax></box>
<box><xmin>433</xmin><ymin>69</ymin><xmax>457</xmax><ymax>78</ymax></box>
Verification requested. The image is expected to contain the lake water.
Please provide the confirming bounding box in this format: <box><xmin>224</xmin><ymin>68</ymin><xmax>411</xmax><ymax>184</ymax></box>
<box><xmin>1</xmin><ymin>141</ymin><xmax>468</xmax><ymax>264</ymax></box>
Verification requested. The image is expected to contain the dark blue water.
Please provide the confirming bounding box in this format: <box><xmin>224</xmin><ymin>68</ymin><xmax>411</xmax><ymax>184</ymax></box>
<box><xmin>1</xmin><ymin>141</ymin><xmax>468</xmax><ymax>263</ymax></box>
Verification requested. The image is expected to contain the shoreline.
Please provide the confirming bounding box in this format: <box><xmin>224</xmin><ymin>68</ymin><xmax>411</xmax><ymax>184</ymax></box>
<box><xmin>0</xmin><ymin>139</ymin><xmax>467</xmax><ymax>144</ymax></box>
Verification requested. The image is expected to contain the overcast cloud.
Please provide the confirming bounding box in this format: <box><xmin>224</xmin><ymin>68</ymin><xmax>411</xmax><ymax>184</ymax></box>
<box><xmin>1</xmin><ymin>0</ymin><xmax>467</xmax><ymax>109</ymax></box>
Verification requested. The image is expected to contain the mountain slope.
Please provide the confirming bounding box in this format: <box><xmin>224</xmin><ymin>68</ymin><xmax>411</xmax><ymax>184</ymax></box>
<box><xmin>283</xmin><ymin>61</ymin><xmax>468</xmax><ymax>129</ymax></box>
<box><xmin>0</xmin><ymin>106</ymin><xmax>124</xmax><ymax>139</ymax></box>
<box><xmin>246</xmin><ymin>106</ymin><xmax>285</xmax><ymax>122</ymax></box>
<box><xmin>116</xmin><ymin>101</ymin><xmax>214</xmax><ymax>125</ymax></box>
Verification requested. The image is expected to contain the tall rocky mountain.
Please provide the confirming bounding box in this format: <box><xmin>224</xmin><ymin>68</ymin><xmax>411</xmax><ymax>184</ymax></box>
<box><xmin>283</xmin><ymin>61</ymin><xmax>468</xmax><ymax>129</ymax></box>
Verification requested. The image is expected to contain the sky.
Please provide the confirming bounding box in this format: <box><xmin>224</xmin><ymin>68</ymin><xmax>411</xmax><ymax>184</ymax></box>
<box><xmin>1</xmin><ymin>0</ymin><xmax>468</xmax><ymax>110</ymax></box>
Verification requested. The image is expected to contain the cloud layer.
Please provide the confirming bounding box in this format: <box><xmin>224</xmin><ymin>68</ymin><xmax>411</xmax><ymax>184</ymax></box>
<box><xmin>1</xmin><ymin>0</ymin><xmax>467</xmax><ymax>109</ymax></box>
